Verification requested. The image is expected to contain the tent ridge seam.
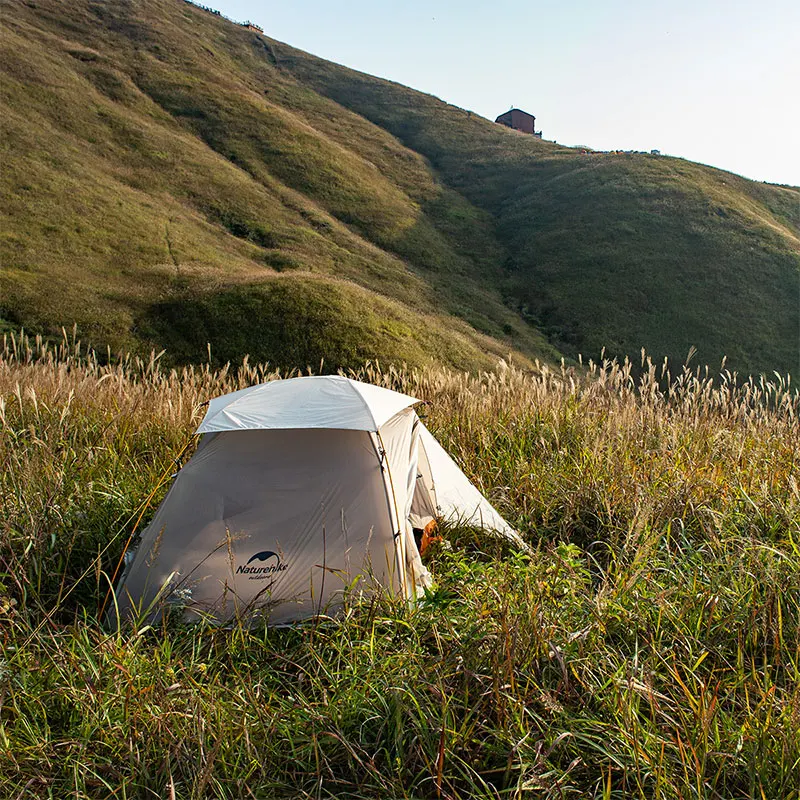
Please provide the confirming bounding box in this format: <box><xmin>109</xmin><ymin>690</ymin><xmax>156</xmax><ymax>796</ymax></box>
<box><xmin>349</xmin><ymin>378</ymin><xmax>380</xmax><ymax>431</ymax></box>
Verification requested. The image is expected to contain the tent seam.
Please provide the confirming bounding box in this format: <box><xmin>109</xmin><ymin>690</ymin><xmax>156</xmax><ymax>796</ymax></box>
<box><xmin>348</xmin><ymin>377</ymin><xmax>380</xmax><ymax>431</ymax></box>
<box><xmin>369</xmin><ymin>431</ymin><xmax>408</xmax><ymax>599</ymax></box>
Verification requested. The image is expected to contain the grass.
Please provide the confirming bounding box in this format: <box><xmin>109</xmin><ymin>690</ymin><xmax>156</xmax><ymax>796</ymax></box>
<box><xmin>271</xmin><ymin>36</ymin><xmax>800</xmax><ymax>375</ymax></box>
<box><xmin>0</xmin><ymin>0</ymin><xmax>555</xmax><ymax>371</ymax></box>
<box><xmin>1</xmin><ymin>331</ymin><xmax>799</xmax><ymax>798</ymax></box>
<box><xmin>138</xmin><ymin>274</ymin><xmax>524</xmax><ymax>372</ymax></box>
<box><xmin>1</xmin><ymin>0</ymin><xmax>798</xmax><ymax>376</ymax></box>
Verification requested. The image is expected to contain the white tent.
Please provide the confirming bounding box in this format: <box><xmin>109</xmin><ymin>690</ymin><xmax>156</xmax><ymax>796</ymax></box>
<box><xmin>113</xmin><ymin>376</ymin><xmax>521</xmax><ymax>625</ymax></box>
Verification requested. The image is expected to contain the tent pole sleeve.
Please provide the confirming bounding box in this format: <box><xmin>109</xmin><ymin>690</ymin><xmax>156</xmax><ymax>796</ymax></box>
<box><xmin>369</xmin><ymin>431</ymin><xmax>409</xmax><ymax>600</ymax></box>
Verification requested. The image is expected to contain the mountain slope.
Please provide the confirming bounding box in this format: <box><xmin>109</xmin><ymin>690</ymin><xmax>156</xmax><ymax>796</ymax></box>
<box><xmin>271</xmin><ymin>41</ymin><xmax>800</xmax><ymax>374</ymax></box>
<box><xmin>1</xmin><ymin>0</ymin><xmax>550</xmax><ymax>370</ymax></box>
<box><xmin>1</xmin><ymin>0</ymin><xmax>798</xmax><ymax>375</ymax></box>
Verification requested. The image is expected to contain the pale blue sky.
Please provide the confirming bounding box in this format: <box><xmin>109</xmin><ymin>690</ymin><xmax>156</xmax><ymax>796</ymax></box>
<box><xmin>211</xmin><ymin>0</ymin><xmax>799</xmax><ymax>186</ymax></box>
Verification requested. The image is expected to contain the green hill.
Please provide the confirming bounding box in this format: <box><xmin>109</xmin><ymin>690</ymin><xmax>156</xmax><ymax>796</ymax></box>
<box><xmin>1</xmin><ymin>0</ymin><xmax>798</xmax><ymax>374</ymax></box>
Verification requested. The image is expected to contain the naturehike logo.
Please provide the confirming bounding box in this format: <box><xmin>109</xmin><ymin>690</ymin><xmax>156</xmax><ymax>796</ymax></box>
<box><xmin>236</xmin><ymin>550</ymin><xmax>288</xmax><ymax>580</ymax></box>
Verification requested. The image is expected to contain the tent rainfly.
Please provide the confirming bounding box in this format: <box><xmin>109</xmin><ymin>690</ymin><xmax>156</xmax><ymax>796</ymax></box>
<box><xmin>113</xmin><ymin>376</ymin><xmax>522</xmax><ymax>625</ymax></box>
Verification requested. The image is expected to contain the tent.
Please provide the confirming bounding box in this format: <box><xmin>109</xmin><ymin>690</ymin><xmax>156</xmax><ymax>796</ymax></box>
<box><xmin>113</xmin><ymin>376</ymin><xmax>521</xmax><ymax>625</ymax></box>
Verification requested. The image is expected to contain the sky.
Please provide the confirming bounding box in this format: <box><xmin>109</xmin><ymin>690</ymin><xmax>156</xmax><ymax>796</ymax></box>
<box><xmin>210</xmin><ymin>0</ymin><xmax>800</xmax><ymax>186</ymax></box>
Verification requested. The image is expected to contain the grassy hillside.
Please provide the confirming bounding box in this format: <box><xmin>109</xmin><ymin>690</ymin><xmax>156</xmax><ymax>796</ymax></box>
<box><xmin>0</xmin><ymin>0</ymin><xmax>554</xmax><ymax>371</ymax></box>
<box><xmin>272</xmin><ymin>43</ymin><xmax>800</xmax><ymax>374</ymax></box>
<box><xmin>1</xmin><ymin>0</ymin><xmax>798</xmax><ymax>375</ymax></box>
<box><xmin>2</xmin><ymin>335</ymin><xmax>799</xmax><ymax>797</ymax></box>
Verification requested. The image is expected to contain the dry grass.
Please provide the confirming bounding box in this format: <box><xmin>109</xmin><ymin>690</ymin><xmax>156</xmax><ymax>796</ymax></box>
<box><xmin>1</xmin><ymin>331</ymin><xmax>799</xmax><ymax>798</ymax></box>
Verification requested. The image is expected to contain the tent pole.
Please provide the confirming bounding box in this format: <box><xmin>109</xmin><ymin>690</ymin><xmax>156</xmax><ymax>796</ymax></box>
<box><xmin>372</xmin><ymin>430</ymin><xmax>410</xmax><ymax>601</ymax></box>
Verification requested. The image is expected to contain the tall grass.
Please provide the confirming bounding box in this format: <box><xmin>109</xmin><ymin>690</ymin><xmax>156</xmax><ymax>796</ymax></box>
<box><xmin>1</xmin><ymin>330</ymin><xmax>799</xmax><ymax>798</ymax></box>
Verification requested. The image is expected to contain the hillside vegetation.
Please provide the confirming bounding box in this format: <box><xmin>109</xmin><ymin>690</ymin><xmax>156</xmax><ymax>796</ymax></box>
<box><xmin>1</xmin><ymin>333</ymin><xmax>799</xmax><ymax>797</ymax></box>
<box><xmin>1</xmin><ymin>0</ymin><xmax>798</xmax><ymax>375</ymax></box>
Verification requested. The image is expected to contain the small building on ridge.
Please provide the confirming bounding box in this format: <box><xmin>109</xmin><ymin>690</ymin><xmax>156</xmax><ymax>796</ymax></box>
<box><xmin>495</xmin><ymin>108</ymin><xmax>540</xmax><ymax>137</ymax></box>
